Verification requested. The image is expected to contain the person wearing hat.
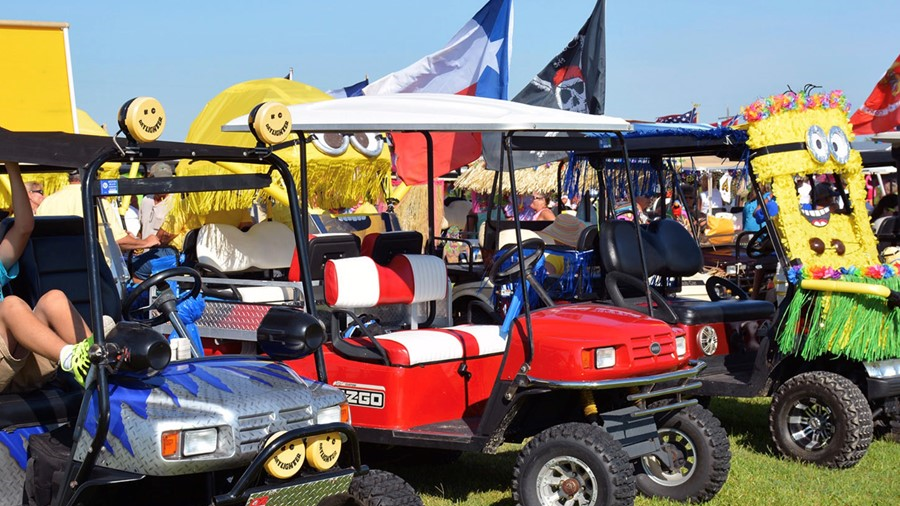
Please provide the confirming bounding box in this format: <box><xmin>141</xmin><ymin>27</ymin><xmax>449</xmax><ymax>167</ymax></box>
<box><xmin>536</xmin><ymin>213</ymin><xmax>589</xmax><ymax>248</ymax></box>
<box><xmin>131</xmin><ymin>162</ymin><xmax>178</xmax><ymax>280</ymax></box>
<box><xmin>530</xmin><ymin>191</ymin><xmax>556</xmax><ymax>221</ymax></box>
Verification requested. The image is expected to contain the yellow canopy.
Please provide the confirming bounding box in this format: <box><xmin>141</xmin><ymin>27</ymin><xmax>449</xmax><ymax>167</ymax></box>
<box><xmin>169</xmin><ymin>78</ymin><xmax>391</xmax><ymax>224</ymax></box>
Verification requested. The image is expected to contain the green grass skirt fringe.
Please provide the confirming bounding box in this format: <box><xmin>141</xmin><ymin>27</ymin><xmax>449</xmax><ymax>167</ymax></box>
<box><xmin>776</xmin><ymin>276</ymin><xmax>900</xmax><ymax>361</ymax></box>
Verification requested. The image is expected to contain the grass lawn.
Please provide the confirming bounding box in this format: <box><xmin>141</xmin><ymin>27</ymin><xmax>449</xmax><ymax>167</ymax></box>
<box><xmin>377</xmin><ymin>397</ymin><xmax>900</xmax><ymax>506</ymax></box>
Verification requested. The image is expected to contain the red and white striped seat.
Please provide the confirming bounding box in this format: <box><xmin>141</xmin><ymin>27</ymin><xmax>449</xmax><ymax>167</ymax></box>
<box><xmin>324</xmin><ymin>254</ymin><xmax>447</xmax><ymax>308</ymax></box>
<box><xmin>351</xmin><ymin>325</ymin><xmax>507</xmax><ymax>366</ymax></box>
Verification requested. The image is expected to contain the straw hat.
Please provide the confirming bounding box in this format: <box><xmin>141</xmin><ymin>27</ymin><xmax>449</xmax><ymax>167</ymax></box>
<box><xmin>498</xmin><ymin>229</ymin><xmax>543</xmax><ymax>249</ymax></box>
<box><xmin>536</xmin><ymin>214</ymin><xmax>588</xmax><ymax>248</ymax></box>
<box><xmin>444</xmin><ymin>199</ymin><xmax>472</xmax><ymax>229</ymax></box>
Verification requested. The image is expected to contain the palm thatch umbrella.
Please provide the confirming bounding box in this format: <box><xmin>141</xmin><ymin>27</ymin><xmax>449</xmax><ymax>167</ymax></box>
<box><xmin>453</xmin><ymin>158</ymin><xmax>598</xmax><ymax>196</ymax></box>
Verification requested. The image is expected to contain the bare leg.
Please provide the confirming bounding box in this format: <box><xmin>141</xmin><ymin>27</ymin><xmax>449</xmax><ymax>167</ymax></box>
<box><xmin>32</xmin><ymin>290</ymin><xmax>91</xmax><ymax>345</ymax></box>
<box><xmin>0</xmin><ymin>295</ymin><xmax>70</xmax><ymax>361</ymax></box>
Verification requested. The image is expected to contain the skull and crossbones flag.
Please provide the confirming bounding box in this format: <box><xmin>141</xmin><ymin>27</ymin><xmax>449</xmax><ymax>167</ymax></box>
<box><xmin>483</xmin><ymin>0</ymin><xmax>606</xmax><ymax>170</ymax></box>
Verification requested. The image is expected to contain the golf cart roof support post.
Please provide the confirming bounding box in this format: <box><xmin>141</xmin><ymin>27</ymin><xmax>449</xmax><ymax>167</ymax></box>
<box><xmin>746</xmin><ymin>159</ymin><xmax>790</xmax><ymax>269</ymax></box>
<box><xmin>63</xmin><ymin>149</ymin><xmax>117</xmax><ymax>502</ymax></box>
<box><xmin>288</xmin><ymin>132</ymin><xmax>327</xmax><ymax>383</ymax></box>
<box><xmin>671</xmin><ymin>169</ymin><xmax>700</xmax><ymax>242</ymax></box>
<box><xmin>425</xmin><ymin>131</ymin><xmax>435</xmax><ymax>255</ymax></box>
<box><xmin>557</xmin><ymin>160</ymin><xmax>564</xmax><ymax>217</ymax></box>
<box><xmin>504</xmin><ymin>132</ymin><xmax>534</xmax><ymax>368</ymax></box>
<box><xmin>616</xmin><ymin>131</ymin><xmax>655</xmax><ymax>319</ymax></box>
<box><xmin>649</xmin><ymin>156</ymin><xmax>666</xmax><ymax>216</ymax></box>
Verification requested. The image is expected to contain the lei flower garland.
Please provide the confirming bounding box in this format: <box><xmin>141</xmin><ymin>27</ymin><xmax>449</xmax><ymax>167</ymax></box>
<box><xmin>787</xmin><ymin>262</ymin><xmax>900</xmax><ymax>284</ymax></box>
<box><xmin>741</xmin><ymin>90</ymin><xmax>850</xmax><ymax>123</ymax></box>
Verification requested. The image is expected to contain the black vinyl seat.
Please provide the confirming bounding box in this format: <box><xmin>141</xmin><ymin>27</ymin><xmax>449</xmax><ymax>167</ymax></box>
<box><xmin>599</xmin><ymin>219</ymin><xmax>774</xmax><ymax>324</ymax></box>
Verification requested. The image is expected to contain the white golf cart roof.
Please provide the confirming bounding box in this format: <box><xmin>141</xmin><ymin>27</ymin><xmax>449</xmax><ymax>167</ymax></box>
<box><xmin>872</xmin><ymin>131</ymin><xmax>900</xmax><ymax>144</ymax></box>
<box><xmin>223</xmin><ymin>93</ymin><xmax>632</xmax><ymax>133</ymax></box>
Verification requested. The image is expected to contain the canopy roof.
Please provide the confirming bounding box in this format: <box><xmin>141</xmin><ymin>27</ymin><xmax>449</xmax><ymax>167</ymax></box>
<box><xmin>223</xmin><ymin>93</ymin><xmax>632</xmax><ymax>133</ymax></box>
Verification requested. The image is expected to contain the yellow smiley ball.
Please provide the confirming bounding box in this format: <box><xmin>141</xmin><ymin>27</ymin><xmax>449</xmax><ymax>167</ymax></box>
<box><xmin>263</xmin><ymin>431</ymin><xmax>306</xmax><ymax>479</ymax></box>
<box><xmin>305</xmin><ymin>433</ymin><xmax>342</xmax><ymax>471</ymax></box>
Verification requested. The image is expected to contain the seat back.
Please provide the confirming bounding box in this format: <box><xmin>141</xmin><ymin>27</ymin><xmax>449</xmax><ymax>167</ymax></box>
<box><xmin>360</xmin><ymin>230</ymin><xmax>423</xmax><ymax>265</ymax></box>
<box><xmin>0</xmin><ymin>216</ymin><xmax>120</xmax><ymax>322</ymax></box>
<box><xmin>576</xmin><ymin>225</ymin><xmax>599</xmax><ymax>252</ymax></box>
<box><xmin>598</xmin><ymin>220</ymin><xmax>665</xmax><ymax>277</ymax></box>
<box><xmin>288</xmin><ymin>233</ymin><xmax>361</xmax><ymax>282</ymax></box>
<box><xmin>324</xmin><ymin>254</ymin><xmax>447</xmax><ymax>308</ymax></box>
<box><xmin>195</xmin><ymin>221</ymin><xmax>295</xmax><ymax>273</ymax></box>
<box><xmin>645</xmin><ymin>219</ymin><xmax>704</xmax><ymax>277</ymax></box>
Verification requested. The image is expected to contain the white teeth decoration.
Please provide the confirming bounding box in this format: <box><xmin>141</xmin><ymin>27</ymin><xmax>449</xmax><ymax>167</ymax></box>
<box><xmin>800</xmin><ymin>207</ymin><xmax>831</xmax><ymax>227</ymax></box>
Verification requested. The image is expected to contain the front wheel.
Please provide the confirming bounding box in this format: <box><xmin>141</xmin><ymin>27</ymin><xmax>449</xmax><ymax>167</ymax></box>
<box><xmin>769</xmin><ymin>371</ymin><xmax>873</xmax><ymax>468</ymax></box>
<box><xmin>513</xmin><ymin>423</ymin><xmax>635</xmax><ymax>506</ymax></box>
<box><xmin>320</xmin><ymin>470</ymin><xmax>423</xmax><ymax>506</ymax></box>
<box><xmin>634</xmin><ymin>404</ymin><xmax>730</xmax><ymax>503</ymax></box>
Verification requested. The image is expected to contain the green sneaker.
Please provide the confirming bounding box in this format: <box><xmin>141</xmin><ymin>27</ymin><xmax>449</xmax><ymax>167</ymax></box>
<box><xmin>61</xmin><ymin>338</ymin><xmax>93</xmax><ymax>387</ymax></box>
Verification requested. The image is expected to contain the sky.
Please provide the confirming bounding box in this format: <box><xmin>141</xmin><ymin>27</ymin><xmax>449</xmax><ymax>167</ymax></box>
<box><xmin>4</xmin><ymin>0</ymin><xmax>897</xmax><ymax>141</ymax></box>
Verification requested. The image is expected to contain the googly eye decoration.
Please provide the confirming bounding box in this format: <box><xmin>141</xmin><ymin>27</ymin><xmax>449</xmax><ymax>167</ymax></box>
<box><xmin>349</xmin><ymin>132</ymin><xmax>385</xmax><ymax>158</ymax></box>
<box><xmin>806</xmin><ymin>125</ymin><xmax>829</xmax><ymax>164</ymax></box>
<box><xmin>828</xmin><ymin>126</ymin><xmax>851</xmax><ymax>165</ymax></box>
<box><xmin>248</xmin><ymin>102</ymin><xmax>292</xmax><ymax>146</ymax></box>
<box><xmin>118</xmin><ymin>97</ymin><xmax>166</xmax><ymax>143</ymax></box>
<box><xmin>312</xmin><ymin>133</ymin><xmax>350</xmax><ymax>156</ymax></box>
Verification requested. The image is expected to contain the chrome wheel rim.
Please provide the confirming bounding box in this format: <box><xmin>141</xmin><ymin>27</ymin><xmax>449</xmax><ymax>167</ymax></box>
<box><xmin>535</xmin><ymin>455</ymin><xmax>598</xmax><ymax>505</ymax></box>
<box><xmin>787</xmin><ymin>396</ymin><xmax>835</xmax><ymax>450</ymax></box>
<box><xmin>640</xmin><ymin>427</ymin><xmax>697</xmax><ymax>486</ymax></box>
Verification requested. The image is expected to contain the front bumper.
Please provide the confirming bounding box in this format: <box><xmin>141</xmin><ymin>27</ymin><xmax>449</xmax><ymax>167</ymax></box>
<box><xmin>213</xmin><ymin>423</ymin><xmax>363</xmax><ymax>506</ymax></box>
<box><xmin>868</xmin><ymin>376</ymin><xmax>900</xmax><ymax>400</ymax></box>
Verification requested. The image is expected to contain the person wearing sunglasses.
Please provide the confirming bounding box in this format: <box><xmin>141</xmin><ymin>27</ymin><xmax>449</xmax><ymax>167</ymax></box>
<box><xmin>24</xmin><ymin>181</ymin><xmax>43</xmax><ymax>212</ymax></box>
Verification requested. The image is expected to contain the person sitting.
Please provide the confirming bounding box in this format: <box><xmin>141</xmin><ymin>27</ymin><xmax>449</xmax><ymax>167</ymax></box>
<box><xmin>130</xmin><ymin>162</ymin><xmax>177</xmax><ymax>280</ymax></box>
<box><xmin>530</xmin><ymin>191</ymin><xmax>556</xmax><ymax>221</ymax></box>
<box><xmin>1</xmin><ymin>162</ymin><xmax>97</xmax><ymax>391</ymax></box>
<box><xmin>24</xmin><ymin>181</ymin><xmax>44</xmax><ymax>213</ymax></box>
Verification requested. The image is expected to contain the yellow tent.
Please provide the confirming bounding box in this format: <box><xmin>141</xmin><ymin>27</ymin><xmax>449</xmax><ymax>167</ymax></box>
<box><xmin>169</xmin><ymin>78</ymin><xmax>391</xmax><ymax>225</ymax></box>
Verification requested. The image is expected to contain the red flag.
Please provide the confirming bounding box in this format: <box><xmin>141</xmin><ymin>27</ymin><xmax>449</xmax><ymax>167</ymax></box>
<box><xmin>362</xmin><ymin>0</ymin><xmax>512</xmax><ymax>185</ymax></box>
<box><xmin>850</xmin><ymin>54</ymin><xmax>900</xmax><ymax>135</ymax></box>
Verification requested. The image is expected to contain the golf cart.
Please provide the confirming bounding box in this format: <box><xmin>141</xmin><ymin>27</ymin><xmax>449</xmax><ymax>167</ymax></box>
<box><xmin>222</xmin><ymin>94</ymin><xmax>732</xmax><ymax>506</ymax></box>
<box><xmin>0</xmin><ymin>99</ymin><xmax>421</xmax><ymax>506</ymax></box>
<box><xmin>564</xmin><ymin>91</ymin><xmax>900</xmax><ymax>468</ymax></box>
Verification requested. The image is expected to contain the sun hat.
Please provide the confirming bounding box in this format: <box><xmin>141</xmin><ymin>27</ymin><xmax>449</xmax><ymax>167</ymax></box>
<box><xmin>536</xmin><ymin>214</ymin><xmax>588</xmax><ymax>248</ymax></box>
<box><xmin>444</xmin><ymin>199</ymin><xmax>472</xmax><ymax>230</ymax></box>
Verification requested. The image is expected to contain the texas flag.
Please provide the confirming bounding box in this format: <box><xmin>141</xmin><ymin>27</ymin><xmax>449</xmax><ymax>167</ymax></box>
<box><xmin>850</xmin><ymin>53</ymin><xmax>900</xmax><ymax>135</ymax></box>
<box><xmin>362</xmin><ymin>0</ymin><xmax>513</xmax><ymax>185</ymax></box>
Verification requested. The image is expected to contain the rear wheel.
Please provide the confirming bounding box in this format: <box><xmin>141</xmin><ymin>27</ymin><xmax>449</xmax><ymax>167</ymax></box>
<box><xmin>634</xmin><ymin>404</ymin><xmax>730</xmax><ymax>503</ymax></box>
<box><xmin>513</xmin><ymin>423</ymin><xmax>635</xmax><ymax>506</ymax></box>
<box><xmin>769</xmin><ymin>371</ymin><xmax>873</xmax><ymax>468</ymax></box>
<box><xmin>320</xmin><ymin>470</ymin><xmax>423</xmax><ymax>506</ymax></box>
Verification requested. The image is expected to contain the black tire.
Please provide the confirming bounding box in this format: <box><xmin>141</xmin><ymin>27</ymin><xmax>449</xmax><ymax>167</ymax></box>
<box><xmin>769</xmin><ymin>371</ymin><xmax>873</xmax><ymax>468</ymax></box>
<box><xmin>513</xmin><ymin>422</ymin><xmax>635</xmax><ymax>506</ymax></box>
<box><xmin>634</xmin><ymin>404</ymin><xmax>730</xmax><ymax>503</ymax></box>
<box><xmin>326</xmin><ymin>470</ymin><xmax>423</xmax><ymax>506</ymax></box>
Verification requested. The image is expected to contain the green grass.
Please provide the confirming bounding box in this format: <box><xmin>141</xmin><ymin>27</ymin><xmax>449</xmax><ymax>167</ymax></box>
<box><xmin>376</xmin><ymin>397</ymin><xmax>900</xmax><ymax>506</ymax></box>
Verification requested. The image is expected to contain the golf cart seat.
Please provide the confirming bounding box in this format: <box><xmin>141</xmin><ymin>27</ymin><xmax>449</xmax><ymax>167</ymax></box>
<box><xmin>359</xmin><ymin>230</ymin><xmax>423</xmax><ymax>265</ymax></box>
<box><xmin>288</xmin><ymin>232</ymin><xmax>361</xmax><ymax>282</ymax></box>
<box><xmin>599</xmin><ymin>219</ymin><xmax>774</xmax><ymax>325</ymax></box>
<box><xmin>0</xmin><ymin>216</ymin><xmax>121</xmax><ymax>322</ymax></box>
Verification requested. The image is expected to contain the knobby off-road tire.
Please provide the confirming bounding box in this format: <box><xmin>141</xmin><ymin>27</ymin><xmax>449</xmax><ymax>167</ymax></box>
<box><xmin>769</xmin><ymin>371</ymin><xmax>873</xmax><ymax>468</ymax></box>
<box><xmin>634</xmin><ymin>404</ymin><xmax>730</xmax><ymax>503</ymax></box>
<box><xmin>513</xmin><ymin>422</ymin><xmax>635</xmax><ymax>506</ymax></box>
<box><xmin>324</xmin><ymin>469</ymin><xmax>423</xmax><ymax>506</ymax></box>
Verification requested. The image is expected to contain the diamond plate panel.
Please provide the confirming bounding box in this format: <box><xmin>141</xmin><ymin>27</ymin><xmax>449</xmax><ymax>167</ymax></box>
<box><xmin>197</xmin><ymin>302</ymin><xmax>272</xmax><ymax>331</ymax></box>
<box><xmin>245</xmin><ymin>472</ymin><xmax>353</xmax><ymax>506</ymax></box>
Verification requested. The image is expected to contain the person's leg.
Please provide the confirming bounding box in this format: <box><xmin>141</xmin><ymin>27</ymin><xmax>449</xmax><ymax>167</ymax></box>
<box><xmin>0</xmin><ymin>296</ymin><xmax>71</xmax><ymax>361</ymax></box>
<box><xmin>32</xmin><ymin>290</ymin><xmax>91</xmax><ymax>345</ymax></box>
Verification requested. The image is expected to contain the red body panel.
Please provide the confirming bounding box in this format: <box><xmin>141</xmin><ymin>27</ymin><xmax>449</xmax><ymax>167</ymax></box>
<box><xmin>290</xmin><ymin>348</ymin><xmax>503</xmax><ymax>430</ymax></box>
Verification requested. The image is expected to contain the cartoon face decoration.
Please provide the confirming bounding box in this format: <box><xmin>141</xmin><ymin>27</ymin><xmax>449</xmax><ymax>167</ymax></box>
<box><xmin>262</xmin><ymin>431</ymin><xmax>306</xmax><ymax>479</ymax></box>
<box><xmin>304</xmin><ymin>432</ymin><xmax>342</xmax><ymax>471</ymax></box>
<box><xmin>743</xmin><ymin>91</ymin><xmax>879</xmax><ymax>267</ymax></box>
<box><xmin>118</xmin><ymin>97</ymin><xmax>166</xmax><ymax>143</ymax></box>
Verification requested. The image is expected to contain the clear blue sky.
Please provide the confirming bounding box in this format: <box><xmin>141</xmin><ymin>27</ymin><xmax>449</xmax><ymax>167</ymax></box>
<box><xmin>4</xmin><ymin>0</ymin><xmax>897</xmax><ymax>140</ymax></box>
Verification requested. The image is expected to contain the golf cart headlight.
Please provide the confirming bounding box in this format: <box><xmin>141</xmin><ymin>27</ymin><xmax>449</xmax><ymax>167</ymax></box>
<box><xmin>595</xmin><ymin>347</ymin><xmax>616</xmax><ymax>369</ymax></box>
<box><xmin>675</xmin><ymin>336</ymin><xmax>687</xmax><ymax>357</ymax></box>
<box><xmin>316</xmin><ymin>402</ymin><xmax>351</xmax><ymax>424</ymax></box>
<box><xmin>182</xmin><ymin>428</ymin><xmax>218</xmax><ymax>457</ymax></box>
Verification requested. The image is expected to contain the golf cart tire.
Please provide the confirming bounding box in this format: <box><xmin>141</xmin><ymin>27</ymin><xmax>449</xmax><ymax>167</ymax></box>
<box><xmin>513</xmin><ymin>422</ymin><xmax>635</xmax><ymax>506</ymax></box>
<box><xmin>634</xmin><ymin>404</ymin><xmax>730</xmax><ymax>503</ymax></box>
<box><xmin>769</xmin><ymin>371</ymin><xmax>873</xmax><ymax>468</ymax></box>
<box><xmin>329</xmin><ymin>470</ymin><xmax>423</xmax><ymax>506</ymax></box>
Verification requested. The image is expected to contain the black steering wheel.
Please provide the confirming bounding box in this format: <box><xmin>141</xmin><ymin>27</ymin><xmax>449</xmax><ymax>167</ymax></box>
<box><xmin>122</xmin><ymin>266</ymin><xmax>203</xmax><ymax>326</ymax></box>
<box><xmin>488</xmin><ymin>238</ymin><xmax>545</xmax><ymax>286</ymax></box>
<box><xmin>194</xmin><ymin>262</ymin><xmax>243</xmax><ymax>301</ymax></box>
<box><xmin>746</xmin><ymin>226</ymin><xmax>774</xmax><ymax>258</ymax></box>
<box><xmin>705</xmin><ymin>275</ymin><xmax>750</xmax><ymax>301</ymax></box>
<box><xmin>604</xmin><ymin>271</ymin><xmax>679</xmax><ymax>324</ymax></box>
